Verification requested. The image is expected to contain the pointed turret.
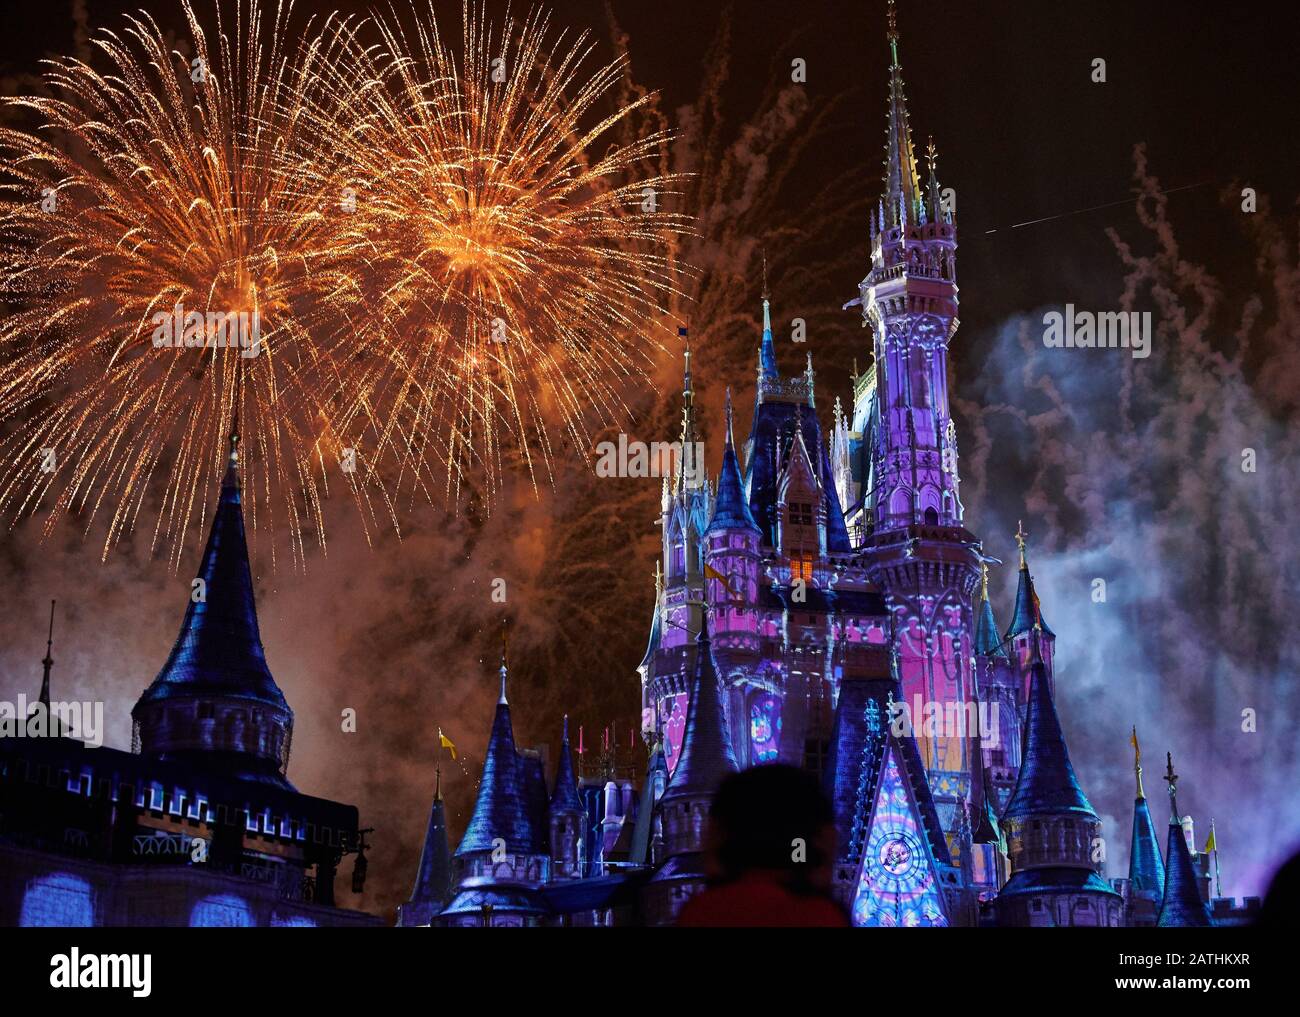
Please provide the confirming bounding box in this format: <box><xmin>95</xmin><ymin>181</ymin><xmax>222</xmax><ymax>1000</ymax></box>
<box><xmin>29</xmin><ymin>600</ymin><xmax>64</xmax><ymax>738</ymax></box>
<box><xmin>992</xmin><ymin>629</ymin><xmax>1122</xmax><ymax>925</ymax></box>
<box><xmin>1005</xmin><ymin>521</ymin><xmax>1055</xmax><ymax>640</ymax></box>
<box><xmin>1157</xmin><ymin>754</ymin><xmax>1212</xmax><ymax>927</ymax></box>
<box><xmin>975</xmin><ymin>563</ymin><xmax>1009</xmax><ymax>659</ymax></box>
<box><xmin>677</xmin><ymin>328</ymin><xmax>705</xmax><ymax>493</ymax></box>
<box><xmin>638</xmin><ymin>563</ymin><xmax>663</xmax><ymax>673</ymax></box>
<box><xmin>971</xmin><ymin>726</ymin><xmax>1002</xmax><ymax>847</ymax></box>
<box><xmin>1128</xmin><ymin>728</ymin><xmax>1166</xmax><ymax>904</ymax></box>
<box><xmin>643</xmin><ymin>613</ymin><xmax>742</xmax><ymax>924</ymax></box>
<box><xmin>925</xmin><ymin>136</ymin><xmax>945</xmax><ymax>225</ymax></box>
<box><xmin>708</xmin><ymin>389</ymin><xmax>760</xmax><ymax>534</ymax></box>
<box><xmin>662</xmin><ymin>617</ymin><xmax>738</xmax><ymax>804</ymax></box>
<box><xmin>758</xmin><ymin>251</ymin><xmax>778</xmax><ymax>381</ymax></box>
<box><xmin>550</xmin><ymin>716</ymin><xmax>583</xmax><ymax>815</ymax></box>
<box><xmin>455</xmin><ymin>639</ymin><xmax>537</xmax><ymax>857</ymax></box>
<box><xmin>882</xmin><ymin>0</ymin><xmax>923</xmax><ymax>229</ymax></box>
<box><xmin>1002</xmin><ymin>630</ymin><xmax>1093</xmax><ymax>820</ymax></box>
<box><xmin>38</xmin><ymin>599</ymin><xmax>54</xmax><ymax>713</ymax></box>
<box><xmin>131</xmin><ymin>429</ymin><xmax>293</xmax><ymax>776</ymax></box>
<box><xmin>547</xmin><ymin>715</ymin><xmax>585</xmax><ymax>879</ymax></box>
<box><xmin>398</xmin><ymin>769</ymin><xmax>453</xmax><ymax>926</ymax></box>
<box><xmin>630</xmin><ymin>735</ymin><xmax>669</xmax><ymax>866</ymax></box>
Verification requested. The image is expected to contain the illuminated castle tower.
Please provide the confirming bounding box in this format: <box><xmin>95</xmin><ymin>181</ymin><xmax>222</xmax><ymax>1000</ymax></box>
<box><xmin>396</xmin><ymin>771</ymin><xmax>452</xmax><ymax>927</ymax></box>
<box><xmin>973</xmin><ymin>562</ymin><xmax>1021</xmax><ymax>812</ymax></box>
<box><xmin>640</xmin><ymin>313</ymin><xmax>884</xmax><ymax>786</ymax></box>
<box><xmin>2</xmin><ymin>426</ymin><xmax>377</xmax><ymax>927</ymax></box>
<box><xmin>1124</xmin><ymin>728</ymin><xmax>1166</xmax><ymax>926</ymax></box>
<box><xmin>436</xmin><ymin>649</ymin><xmax>552</xmax><ymax>927</ymax></box>
<box><xmin>842</xmin><ymin>0</ymin><xmax>984</xmax><ymax>874</ymax></box>
<box><xmin>1004</xmin><ymin>523</ymin><xmax>1057</xmax><ymax>695</ymax></box>
<box><xmin>642</xmin><ymin>618</ymin><xmax>739</xmax><ymax>926</ymax></box>
<box><xmin>990</xmin><ymin>631</ymin><xmax>1122</xmax><ymax>926</ymax></box>
<box><xmin>1156</xmin><ymin>754</ymin><xmax>1213</xmax><ymax>928</ymax></box>
<box><xmin>132</xmin><ymin>431</ymin><xmax>293</xmax><ymax>775</ymax></box>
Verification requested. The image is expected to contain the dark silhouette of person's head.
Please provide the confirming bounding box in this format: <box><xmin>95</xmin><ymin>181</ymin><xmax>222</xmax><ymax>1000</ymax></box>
<box><xmin>1260</xmin><ymin>847</ymin><xmax>1300</xmax><ymax>925</ymax></box>
<box><xmin>705</xmin><ymin>763</ymin><xmax>837</xmax><ymax>890</ymax></box>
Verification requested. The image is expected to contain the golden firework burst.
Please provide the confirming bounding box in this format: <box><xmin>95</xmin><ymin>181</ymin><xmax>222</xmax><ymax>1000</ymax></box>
<box><xmin>317</xmin><ymin>1</ymin><xmax>692</xmax><ymax>506</ymax></box>
<box><xmin>0</xmin><ymin>0</ymin><xmax>689</xmax><ymax>562</ymax></box>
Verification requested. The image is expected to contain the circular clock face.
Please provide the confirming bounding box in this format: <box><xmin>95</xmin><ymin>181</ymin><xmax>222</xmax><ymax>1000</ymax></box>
<box><xmin>878</xmin><ymin>832</ymin><xmax>921</xmax><ymax>878</ymax></box>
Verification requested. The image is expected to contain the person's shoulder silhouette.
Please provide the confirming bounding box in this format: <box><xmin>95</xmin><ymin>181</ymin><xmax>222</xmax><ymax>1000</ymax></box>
<box><xmin>677</xmin><ymin>763</ymin><xmax>850</xmax><ymax>928</ymax></box>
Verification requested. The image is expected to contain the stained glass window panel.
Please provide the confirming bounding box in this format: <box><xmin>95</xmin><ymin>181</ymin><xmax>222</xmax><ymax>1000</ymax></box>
<box><xmin>850</xmin><ymin>746</ymin><xmax>948</xmax><ymax>927</ymax></box>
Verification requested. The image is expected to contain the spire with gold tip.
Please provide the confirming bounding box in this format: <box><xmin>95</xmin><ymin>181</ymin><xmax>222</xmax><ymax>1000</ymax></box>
<box><xmin>882</xmin><ymin>0</ymin><xmax>923</xmax><ymax>229</ymax></box>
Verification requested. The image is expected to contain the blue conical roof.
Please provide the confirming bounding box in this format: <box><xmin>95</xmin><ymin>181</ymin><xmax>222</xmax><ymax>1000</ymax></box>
<box><xmin>456</xmin><ymin>697</ymin><xmax>538</xmax><ymax>856</ymax></box>
<box><xmin>759</xmin><ymin>297</ymin><xmax>778</xmax><ymax>381</ymax></box>
<box><xmin>662</xmin><ymin>619</ymin><xmax>737</xmax><ymax>801</ymax></box>
<box><xmin>630</xmin><ymin>739</ymin><xmax>668</xmax><ymax>865</ymax></box>
<box><xmin>407</xmin><ymin>792</ymin><xmax>452</xmax><ymax>912</ymax></box>
<box><xmin>708</xmin><ymin>401</ymin><xmax>760</xmax><ymax>534</ymax></box>
<box><xmin>639</xmin><ymin>592</ymin><xmax>662</xmax><ymax>670</ymax></box>
<box><xmin>1002</xmin><ymin>650</ymin><xmax>1095</xmax><ymax>820</ymax></box>
<box><xmin>1129</xmin><ymin>796</ymin><xmax>1166</xmax><ymax>898</ymax></box>
<box><xmin>550</xmin><ymin>718</ymin><xmax>583</xmax><ymax>814</ymax></box>
<box><xmin>975</xmin><ymin>591</ymin><xmax>1009</xmax><ymax>659</ymax></box>
<box><xmin>135</xmin><ymin>440</ymin><xmax>287</xmax><ymax>711</ymax></box>
<box><xmin>1158</xmin><ymin>820</ymin><xmax>1212</xmax><ymax>927</ymax></box>
<box><xmin>1005</xmin><ymin>563</ymin><xmax>1055</xmax><ymax>640</ymax></box>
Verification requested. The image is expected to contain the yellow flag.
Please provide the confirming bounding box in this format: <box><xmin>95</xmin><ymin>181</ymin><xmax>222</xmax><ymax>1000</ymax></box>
<box><xmin>1130</xmin><ymin>726</ymin><xmax>1140</xmax><ymax>765</ymax></box>
<box><xmin>1204</xmin><ymin>826</ymin><xmax>1216</xmax><ymax>854</ymax></box>
<box><xmin>439</xmin><ymin>728</ymin><xmax>458</xmax><ymax>760</ymax></box>
<box><xmin>704</xmin><ymin>561</ymin><xmax>741</xmax><ymax>601</ymax></box>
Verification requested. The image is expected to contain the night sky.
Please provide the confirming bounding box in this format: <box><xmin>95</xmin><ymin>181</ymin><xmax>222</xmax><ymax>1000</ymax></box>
<box><xmin>1</xmin><ymin>0</ymin><xmax>1297</xmax><ymax>920</ymax></box>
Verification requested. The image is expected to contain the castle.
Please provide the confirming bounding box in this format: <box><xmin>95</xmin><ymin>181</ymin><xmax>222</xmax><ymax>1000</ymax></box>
<box><xmin>0</xmin><ymin>3</ymin><xmax>1262</xmax><ymax>930</ymax></box>
<box><xmin>401</xmin><ymin>3</ymin><xmax>1260</xmax><ymax>929</ymax></box>
<box><xmin>0</xmin><ymin>432</ymin><xmax>380</xmax><ymax>927</ymax></box>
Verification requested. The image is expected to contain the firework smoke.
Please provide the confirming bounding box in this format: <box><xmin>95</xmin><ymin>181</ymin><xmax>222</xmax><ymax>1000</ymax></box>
<box><xmin>955</xmin><ymin>146</ymin><xmax>1300</xmax><ymax>897</ymax></box>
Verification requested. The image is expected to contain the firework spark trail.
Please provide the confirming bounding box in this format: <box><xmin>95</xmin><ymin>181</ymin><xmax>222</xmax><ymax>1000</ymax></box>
<box><xmin>312</xmin><ymin>1</ymin><xmax>694</xmax><ymax>511</ymax></box>
<box><xmin>0</xmin><ymin>0</ymin><xmax>692</xmax><ymax>561</ymax></box>
<box><xmin>0</xmin><ymin>0</ymin><xmax>410</xmax><ymax>567</ymax></box>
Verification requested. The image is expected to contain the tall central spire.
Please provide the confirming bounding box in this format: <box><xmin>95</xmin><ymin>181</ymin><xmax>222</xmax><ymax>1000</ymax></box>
<box><xmin>883</xmin><ymin>0</ymin><xmax>922</xmax><ymax>228</ymax></box>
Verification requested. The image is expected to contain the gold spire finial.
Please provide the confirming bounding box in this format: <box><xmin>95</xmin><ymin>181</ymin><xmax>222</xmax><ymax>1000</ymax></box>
<box><xmin>887</xmin><ymin>0</ymin><xmax>900</xmax><ymax>47</ymax></box>
<box><xmin>761</xmin><ymin>248</ymin><xmax>770</xmax><ymax>301</ymax></box>
<box><xmin>1131</xmin><ymin>726</ymin><xmax>1146</xmax><ymax>799</ymax></box>
<box><xmin>1014</xmin><ymin>519</ymin><xmax>1027</xmax><ymax>567</ymax></box>
<box><xmin>980</xmin><ymin>561</ymin><xmax>990</xmax><ymax>601</ymax></box>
